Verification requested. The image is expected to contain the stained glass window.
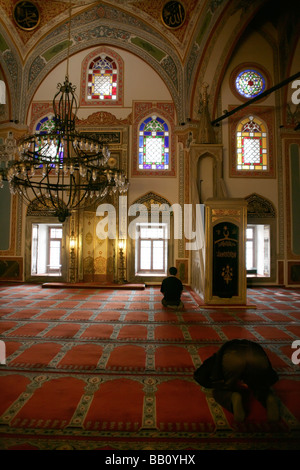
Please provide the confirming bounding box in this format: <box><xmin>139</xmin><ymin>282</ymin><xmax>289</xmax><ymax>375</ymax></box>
<box><xmin>35</xmin><ymin>116</ymin><xmax>64</xmax><ymax>165</ymax></box>
<box><xmin>87</xmin><ymin>54</ymin><xmax>117</xmax><ymax>101</ymax></box>
<box><xmin>139</xmin><ymin>116</ymin><xmax>169</xmax><ymax>170</ymax></box>
<box><xmin>235</xmin><ymin>70</ymin><xmax>265</xmax><ymax>98</ymax></box>
<box><xmin>236</xmin><ymin>116</ymin><xmax>268</xmax><ymax>171</ymax></box>
<box><xmin>36</xmin><ymin>115</ymin><xmax>55</xmax><ymax>134</ymax></box>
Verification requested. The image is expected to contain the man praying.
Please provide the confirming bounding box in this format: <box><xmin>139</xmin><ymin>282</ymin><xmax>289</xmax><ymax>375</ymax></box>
<box><xmin>160</xmin><ymin>266</ymin><xmax>184</xmax><ymax>310</ymax></box>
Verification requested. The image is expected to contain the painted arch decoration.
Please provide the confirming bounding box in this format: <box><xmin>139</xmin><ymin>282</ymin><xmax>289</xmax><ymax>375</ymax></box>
<box><xmin>21</xmin><ymin>3</ymin><xmax>183</xmax><ymax>123</ymax></box>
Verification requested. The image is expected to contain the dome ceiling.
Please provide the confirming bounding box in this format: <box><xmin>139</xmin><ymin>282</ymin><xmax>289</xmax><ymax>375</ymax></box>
<box><xmin>1</xmin><ymin>0</ymin><xmax>207</xmax><ymax>60</ymax></box>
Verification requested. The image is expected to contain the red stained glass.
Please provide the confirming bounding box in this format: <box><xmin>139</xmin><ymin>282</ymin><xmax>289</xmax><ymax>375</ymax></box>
<box><xmin>87</xmin><ymin>55</ymin><xmax>118</xmax><ymax>101</ymax></box>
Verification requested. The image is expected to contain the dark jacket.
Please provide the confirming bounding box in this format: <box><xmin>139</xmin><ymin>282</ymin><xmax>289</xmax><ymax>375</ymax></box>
<box><xmin>160</xmin><ymin>275</ymin><xmax>183</xmax><ymax>303</ymax></box>
<box><xmin>194</xmin><ymin>339</ymin><xmax>279</xmax><ymax>389</ymax></box>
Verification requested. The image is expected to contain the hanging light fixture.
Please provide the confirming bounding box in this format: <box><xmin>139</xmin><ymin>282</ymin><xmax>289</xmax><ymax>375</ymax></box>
<box><xmin>0</xmin><ymin>2</ymin><xmax>129</xmax><ymax>222</ymax></box>
<box><xmin>2</xmin><ymin>76</ymin><xmax>129</xmax><ymax>222</ymax></box>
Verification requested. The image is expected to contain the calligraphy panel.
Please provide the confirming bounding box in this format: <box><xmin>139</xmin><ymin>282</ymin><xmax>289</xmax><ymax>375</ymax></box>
<box><xmin>212</xmin><ymin>222</ymin><xmax>239</xmax><ymax>298</ymax></box>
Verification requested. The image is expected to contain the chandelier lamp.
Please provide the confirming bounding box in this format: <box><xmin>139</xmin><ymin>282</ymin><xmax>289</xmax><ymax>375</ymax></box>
<box><xmin>0</xmin><ymin>76</ymin><xmax>129</xmax><ymax>222</ymax></box>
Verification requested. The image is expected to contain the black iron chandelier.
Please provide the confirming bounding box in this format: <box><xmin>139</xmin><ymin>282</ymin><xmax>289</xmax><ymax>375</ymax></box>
<box><xmin>0</xmin><ymin>75</ymin><xmax>129</xmax><ymax>222</ymax></box>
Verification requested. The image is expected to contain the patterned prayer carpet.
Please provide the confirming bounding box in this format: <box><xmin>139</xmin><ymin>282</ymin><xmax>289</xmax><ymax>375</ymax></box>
<box><xmin>0</xmin><ymin>283</ymin><xmax>299</xmax><ymax>451</ymax></box>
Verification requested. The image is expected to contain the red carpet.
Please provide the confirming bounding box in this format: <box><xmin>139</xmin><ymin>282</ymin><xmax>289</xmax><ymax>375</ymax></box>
<box><xmin>0</xmin><ymin>284</ymin><xmax>299</xmax><ymax>450</ymax></box>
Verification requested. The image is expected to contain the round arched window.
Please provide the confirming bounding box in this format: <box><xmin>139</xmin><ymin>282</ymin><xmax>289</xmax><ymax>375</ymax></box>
<box><xmin>235</xmin><ymin>69</ymin><xmax>266</xmax><ymax>98</ymax></box>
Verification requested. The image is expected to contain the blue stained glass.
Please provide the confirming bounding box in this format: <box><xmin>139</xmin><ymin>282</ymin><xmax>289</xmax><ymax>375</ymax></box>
<box><xmin>36</xmin><ymin>116</ymin><xmax>55</xmax><ymax>133</ymax></box>
<box><xmin>35</xmin><ymin>116</ymin><xmax>63</xmax><ymax>167</ymax></box>
<box><xmin>138</xmin><ymin>115</ymin><xmax>170</xmax><ymax>170</ymax></box>
<box><xmin>235</xmin><ymin>69</ymin><xmax>265</xmax><ymax>98</ymax></box>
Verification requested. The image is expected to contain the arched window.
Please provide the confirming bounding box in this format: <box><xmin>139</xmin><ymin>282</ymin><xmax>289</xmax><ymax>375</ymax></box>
<box><xmin>87</xmin><ymin>54</ymin><xmax>118</xmax><ymax>101</ymax></box>
<box><xmin>139</xmin><ymin>115</ymin><xmax>169</xmax><ymax>170</ymax></box>
<box><xmin>236</xmin><ymin>115</ymin><xmax>268</xmax><ymax>171</ymax></box>
<box><xmin>80</xmin><ymin>48</ymin><xmax>123</xmax><ymax>106</ymax></box>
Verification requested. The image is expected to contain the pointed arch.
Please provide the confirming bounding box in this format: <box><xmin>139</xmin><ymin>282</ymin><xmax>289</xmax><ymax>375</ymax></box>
<box><xmin>245</xmin><ymin>193</ymin><xmax>276</xmax><ymax>219</ymax></box>
<box><xmin>132</xmin><ymin>191</ymin><xmax>172</xmax><ymax>208</ymax></box>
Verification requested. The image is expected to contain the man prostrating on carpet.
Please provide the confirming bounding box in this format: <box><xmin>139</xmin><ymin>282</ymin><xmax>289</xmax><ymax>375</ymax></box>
<box><xmin>160</xmin><ymin>266</ymin><xmax>184</xmax><ymax>310</ymax></box>
<box><xmin>194</xmin><ymin>339</ymin><xmax>280</xmax><ymax>422</ymax></box>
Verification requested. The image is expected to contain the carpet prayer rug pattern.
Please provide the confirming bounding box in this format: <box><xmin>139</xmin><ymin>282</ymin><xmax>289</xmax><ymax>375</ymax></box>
<box><xmin>0</xmin><ymin>284</ymin><xmax>299</xmax><ymax>450</ymax></box>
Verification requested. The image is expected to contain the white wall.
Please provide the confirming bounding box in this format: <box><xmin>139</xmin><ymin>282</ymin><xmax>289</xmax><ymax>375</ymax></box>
<box><xmin>31</xmin><ymin>47</ymin><xmax>172</xmax><ymax>121</ymax></box>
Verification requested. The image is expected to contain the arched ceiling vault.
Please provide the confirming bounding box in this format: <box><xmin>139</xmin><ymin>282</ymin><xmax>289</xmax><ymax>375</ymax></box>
<box><xmin>0</xmin><ymin>0</ymin><xmax>299</xmax><ymax>126</ymax></box>
<box><xmin>0</xmin><ymin>0</ymin><xmax>229</xmax><ymax>124</ymax></box>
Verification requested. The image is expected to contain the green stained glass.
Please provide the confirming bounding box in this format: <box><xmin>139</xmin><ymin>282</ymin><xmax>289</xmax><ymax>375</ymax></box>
<box><xmin>236</xmin><ymin>70</ymin><xmax>265</xmax><ymax>98</ymax></box>
<box><xmin>144</xmin><ymin>119</ymin><xmax>164</xmax><ymax>133</ymax></box>
<box><xmin>236</xmin><ymin>116</ymin><xmax>268</xmax><ymax>171</ymax></box>
<box><xmin>87</xmin><ymin>55</ymin><xmax>117</xmax><ymax>100</ymax></box>
<box><xmin>139</xmin><ymin>116</ymin><xmax>169</xmax><ymax>170</ymax></box>
<box><xmin>38</xmin><ymin>117</ymin><xmax>55</xmax><ymax>132</ymax></box>
<box><xmin>35</xmin><ymin>116</ymin><xmax>63</xmax><ymax>164</ymax></box>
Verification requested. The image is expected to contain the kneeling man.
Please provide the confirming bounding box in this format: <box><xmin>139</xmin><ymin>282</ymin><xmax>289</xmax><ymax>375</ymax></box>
<box><xmin>160</xmin><ymin>266</ymin><xmax>184</xmax><ymax>310</ymax></box>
